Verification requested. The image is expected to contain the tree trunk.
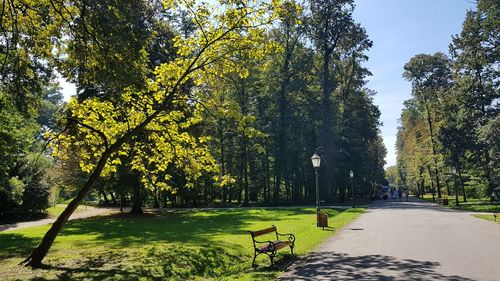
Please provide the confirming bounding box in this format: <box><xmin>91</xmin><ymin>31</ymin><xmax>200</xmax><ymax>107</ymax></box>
<box><xmin>427</xmin><ymin>166</ymin><xmax>436</xmax><ymax>202</ymax></box>
<box><xmin>109</xmin><ymin>192</ymin><xmax>117</xmax><ymax>204</ymax></box>
<box><xmin>424</xmin><ymin>103</ymin><xmax>442</xmax><ymax>200</ymax></box>
<box><xmin>243</xmin><ymin>142</ymin><xmax>249</xmax><ymax>207</ymax></box>
<box><xmin>131</xmin><ymin>176</ymin><xmax>143</xmax><ymax>214</ymax></box>
<box><xmin>457</xmin><ymin>165</ymin><xmax>466</xmax><ymax>202</ymax></box>
<box><xmin>98</xmin><ymin>185</ymin><xmax>109</xmax><ymax>205</ymax></box>
<box><xmin>320</xmin><ymin>38</ymin><xmax>336</xmax><ymax>205</ymax></box>
<box><xmin>219</xmin><ymin>119</ymin><xmax>227</xmax><ymax>205</ymax></box>
<box><xmin>21</xmin><ymin>139</ymin><xmax>119</xmax><ymax>267</ymax></box>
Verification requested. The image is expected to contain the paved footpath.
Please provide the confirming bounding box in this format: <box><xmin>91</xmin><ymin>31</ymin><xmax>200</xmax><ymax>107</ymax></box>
<box><xmin>280</xmin><ymin>199</ymin><xmax>500</xmax><ymax>281</ymax></box>
<box><xmin>0</xmin><ymin>207</ymin><xmax>118</xmax><ymax>232</ymax></box>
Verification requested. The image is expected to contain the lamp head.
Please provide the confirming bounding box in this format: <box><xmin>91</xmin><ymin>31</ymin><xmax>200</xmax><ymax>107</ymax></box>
<box><xmin>311</xmin><ymin>153</ymin><xmax>321</xmax><ymax>168</ymax></box>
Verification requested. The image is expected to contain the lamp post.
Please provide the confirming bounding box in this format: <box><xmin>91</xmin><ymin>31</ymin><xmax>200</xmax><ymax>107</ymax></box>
<box><xmin>311</xmin><ymin>153</ymin><xmax>321</xmax><ymax>224</ymax></box>
<box><xmin>350</xmin><ymin>170</ymin><xmax>354</xmax><ymax>208</ymax></box>
<box><xmin>451</xmin><ymin>167</ymin><xmax>459</xmax><ymax>207</ymax></box>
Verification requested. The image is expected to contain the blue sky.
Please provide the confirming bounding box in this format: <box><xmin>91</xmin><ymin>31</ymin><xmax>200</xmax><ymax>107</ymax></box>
<box><xmin>59</xmin><ymin>0</ymin><xmax>476</xmax><ymax>168</ymax></box>
<box><xmin>352</xmin><ymin>0</ymin><xmax>475</xmax><ymax>167</ymax></box>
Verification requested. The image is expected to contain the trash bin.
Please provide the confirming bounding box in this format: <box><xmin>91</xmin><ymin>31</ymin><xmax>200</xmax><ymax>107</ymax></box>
<box><xmin>442</xmin><ymin>198</ymin><xmax>449</xmax><ymax>205</ymax></box>
<box><xmin>317</xmin><ymin>212</ymin><xmax>328</xmax><ymax>229</ymax></box>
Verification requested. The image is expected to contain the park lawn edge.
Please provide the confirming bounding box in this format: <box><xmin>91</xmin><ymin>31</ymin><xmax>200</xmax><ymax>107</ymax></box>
<box><xmin>0</xmin><ymin>207</ymin><xmax>365</xmax><ymax>281</ymax></box>
<box><xmin>420</xmin><ymin>195</ymin><xmax>500</xmax><ymax>213</ymax></box>
<box><xmin>472</xmin><ymin>214</ymin><xmax>500</xmax><ymax>225</ymax></box>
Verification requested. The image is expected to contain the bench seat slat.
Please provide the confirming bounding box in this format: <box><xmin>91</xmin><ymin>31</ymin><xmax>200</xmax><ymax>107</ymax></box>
<box><xmin>257</xmin><ymin>240</ymin><xmax>291</xmax><ymax>252</ymax></box>
<box><xmin>251</xmin><ymin>226</ymin><xmax>277</xmax><ymax>237</ymax></box>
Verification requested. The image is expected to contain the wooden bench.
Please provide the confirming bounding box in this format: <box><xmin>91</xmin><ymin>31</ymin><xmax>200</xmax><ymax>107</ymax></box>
<box><xmin>248</xmin><ymin>225</ymin><xmax>295</xmax><ymax>266</ymax></box>
<box><xmin>494</xmin><ymin>213</ymin><xmax>499</xmax><ymax>221</ymax></box>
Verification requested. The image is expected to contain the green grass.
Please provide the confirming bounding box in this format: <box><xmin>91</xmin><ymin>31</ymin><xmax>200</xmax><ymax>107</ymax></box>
<box><xmin>0</xmin><ymin>207</ymin><xmax>364</xmax><ymax>280</ymax></box>
<box><xmin>46</xmin><ymin>204</ymin><xmax>92</xmax><ymax>218</ymax></box>
<box><xmin>421</xmin><ymin>194</ymin><xmax>500</xmax><ymax>213</ymax></box>
<box><xmin>473</xmin><ymin>214</ymin><xmax>500</xmax><ymax>224</ymax></box>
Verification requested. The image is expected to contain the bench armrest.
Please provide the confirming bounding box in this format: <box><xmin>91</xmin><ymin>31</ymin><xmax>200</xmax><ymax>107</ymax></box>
<box><xmin>276</xmin><ymin>232</ymin><xmax>295</xmax><ymax>244</ymax></box>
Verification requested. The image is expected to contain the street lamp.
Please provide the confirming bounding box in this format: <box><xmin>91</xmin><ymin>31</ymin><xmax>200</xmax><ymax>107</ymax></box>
<box><xmin>350</xmin><ymin>170</ymin><xmax>355</xmax><ymax>208</ymax></box>
<box><xmin>311</xmin><ymin>153</ymin><xmax>321</xmax><ymax>221</ymax></box>
<box><xmin>451</xmin><ymin>167</ymin><xmax>459</xmax><ymax>207</ymax></box>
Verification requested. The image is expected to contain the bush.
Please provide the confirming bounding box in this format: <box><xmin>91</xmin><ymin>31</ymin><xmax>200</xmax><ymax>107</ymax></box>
<box><xmin>0</xmin><ymin>158</ymin><xmax>51</xmax><ymax>220</ymax></box>
<box><xmin>21</xmin><ymin>170</ymin><xmax>50</xmax><ymax>214</ymax></box>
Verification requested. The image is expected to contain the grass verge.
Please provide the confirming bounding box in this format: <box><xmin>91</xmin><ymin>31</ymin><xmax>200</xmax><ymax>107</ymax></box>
<box><xmin>421</xmin><ymin>194</ymin><xmax>500</xmax><ymax>213</ymax></box>
<box><xmin>473</xmin><ymin>214</ymin><xmax>500</xmax><ymax>225</ymax></box>
<box><xmin>0</xmin><ymin>207</ymin><xmax>364</xmax><ymax>280</ymax></box>
<box><xmin>46</xmin><ymin>204</ymin><xmax>91</xmax><ymax>218</ymax></box>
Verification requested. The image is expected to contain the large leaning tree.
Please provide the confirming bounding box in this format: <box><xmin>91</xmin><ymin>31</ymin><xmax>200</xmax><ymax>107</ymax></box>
<box><xmin>19</xmin><ymin>0</ymin><xmax>281</xmax><ymax>268</ymax></box>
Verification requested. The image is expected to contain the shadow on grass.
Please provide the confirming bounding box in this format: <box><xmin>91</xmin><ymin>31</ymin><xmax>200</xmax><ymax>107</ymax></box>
<box><xmin>40</xmin><ymin>244</ymin><xmax>247</xmax><ymax>280</ymax></box>
<box><xmin>0</xmin><ymin>233</ymin><xmax>39</xmax><ymax>259</ymax></box>
<box><xmin>280</xmin><ymin>252</ymin><xmax>474</xmax><ymax>281</ymax></box>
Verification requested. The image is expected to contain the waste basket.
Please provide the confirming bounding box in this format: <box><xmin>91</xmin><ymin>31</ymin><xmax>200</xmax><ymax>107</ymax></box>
<box><xmin>317</xmin><ymin>212</ymin><xmax>328</xmax><ymax>229</ymax></box>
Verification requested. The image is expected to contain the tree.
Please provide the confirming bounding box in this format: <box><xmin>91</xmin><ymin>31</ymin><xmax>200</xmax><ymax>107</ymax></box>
<box><xmin>309</xmin><ymin>0</ymin><xmax>368</xmax><ymax>201</ymax></box>
<box><xmin>449</xmin><ymin>0</ymin><xmax>499</xmax><ymax>201</ymax></box>
<box><xmin>271</xmin><ymin>0</ymin><xmax>304</xmax><ymax>205</ymax></box>
<box><xmin>21</xmin><ymin>0</ymin><xmax>280</xmax><ymax>267</ymax></box>
<box><xmin>403</xmin><ymin>53</ymin><xmax>452</xmax><ymax>201</ymax></box>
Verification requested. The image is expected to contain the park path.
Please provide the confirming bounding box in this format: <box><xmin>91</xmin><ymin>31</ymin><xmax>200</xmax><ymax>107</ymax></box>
<box><xmin>280</xmin><ymin>198</ymin><xmax>500</xmax><ymax>281</ymax></box>
<box><xmin>0</xmin><ymin>207</ymin><xmax>119</xmax><ymax>232</ymax></box>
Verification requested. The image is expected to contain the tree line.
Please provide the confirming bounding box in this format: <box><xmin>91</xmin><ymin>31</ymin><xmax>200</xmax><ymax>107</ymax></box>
<box><xmin>395</xmin><ymin>0</ymin><xmax>499</xmax><ymax>202</ymax></box>
<box><xmin>1</xmin><ymin>0</ymin><xmax>386</xmax><ymax>266</ymax></box>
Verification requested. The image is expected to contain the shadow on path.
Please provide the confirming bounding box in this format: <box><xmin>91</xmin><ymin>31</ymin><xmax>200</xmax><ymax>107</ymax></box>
<box><xmin>280</xmin><ymin>252</ymin><xmax>474</xmax><ymax>281</ymax></box>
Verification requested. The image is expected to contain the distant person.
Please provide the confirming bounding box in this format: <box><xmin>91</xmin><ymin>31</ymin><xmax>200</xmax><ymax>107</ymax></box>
<box><xmin>398</xmin><ymin>189</ymin><xmax>402</xmax><ymax>200</ymax></box>
<box><xmin>405</xmin><ymin>189</ymin><xmax>409</xmax><ymax>201</ymax></box>
<box><xmin>392</xmin><ymin>189</ymin><xmax>398</xmax><ymax>201</ymax></box>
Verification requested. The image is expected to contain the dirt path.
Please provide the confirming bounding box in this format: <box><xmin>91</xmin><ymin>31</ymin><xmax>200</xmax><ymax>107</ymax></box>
<box><xmin>0</xmin><ymin>207</ymin><xmax>119</xmax><ymax>232</ymax></box>
<box><xmin>280</xmin><ymin>198</ymin><xmax>500</xmax><ymax>281</ymax></box>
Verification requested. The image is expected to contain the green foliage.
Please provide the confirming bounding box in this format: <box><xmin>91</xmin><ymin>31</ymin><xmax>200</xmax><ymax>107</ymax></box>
<box><xmin>21</xmin><ymin>172</ymin><xmax>50</xmax><ymax>215</ymax></box>
<box><xmin>385</xmin><ymin>166</ymin><xmax>399</xmax><ymax>187</ymax></box>
<box><xmin>0</xmin><ymin>94</ymin><xmax>37</xmax><ymax>182</ymax></box>
<box><xmin>397</xmin><ymin>0</ymin><xmax>499</xmax><ymax>201</ymax></box>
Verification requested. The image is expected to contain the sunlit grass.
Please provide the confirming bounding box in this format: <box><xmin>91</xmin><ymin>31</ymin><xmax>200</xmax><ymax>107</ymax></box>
<box><xmin>473</xmin><ymin>214</ymin><xmax>500</xmax><ymax>225</ymax></box>
<box><xmin>0</xmin><ymin>207</ymin><xmax>364</xmax><ymax>280</ymax></box>
<box><xmin>46</xmin><ymin>204</ymin><xmax>92</xmax><ymax>218</ymax></box>
<box><xmin>421</xmin><ymin>194</ymin><xmax>500</xmax><ymax>212</ymax></box>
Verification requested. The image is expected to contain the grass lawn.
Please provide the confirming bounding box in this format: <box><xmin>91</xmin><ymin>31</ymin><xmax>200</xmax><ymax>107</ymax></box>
<box><xmin>46</xmin><ymin>204</ymin><xmax>92</xmax><ymax>218</ymax></box>
<box><xmin>421</xmin><ymin>194</ymin><xmax>500</xmax><ymax>213</ymax></box>
<box><xmin>0</xmin><ymin>207</ymin><xmax>364</xmax><ymax>280</ymax></box>
<box><xmin>473</xmin><ymin>214</ymin><xmax>500</xmax><ymax>225</ymax></box>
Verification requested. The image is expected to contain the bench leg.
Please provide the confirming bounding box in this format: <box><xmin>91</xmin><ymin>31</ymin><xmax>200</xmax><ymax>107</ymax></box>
<box><xmin>290</xmin><ymin>245</ymin><xmax>295</xmax><ymax>256</ymax></box>
<box><xmin>252</xmin><ymin>251</ymin><xmax>257</xmax><ymax>267</ymax></box>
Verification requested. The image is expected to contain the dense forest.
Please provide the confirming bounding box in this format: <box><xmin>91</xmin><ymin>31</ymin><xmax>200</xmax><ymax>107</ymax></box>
<box><xmin>395</xmin><ymin>0</ymin><xmax>499</xmax><ymax>202</ymax></box>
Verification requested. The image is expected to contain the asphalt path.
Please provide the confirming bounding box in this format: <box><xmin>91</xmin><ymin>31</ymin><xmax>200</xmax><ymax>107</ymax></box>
<box><xmin>0</xmin><ymin>207</ymin><xmax>118</xmax><ymax>232</ymax></box>
<box><xmin>280</xmin><ymin>198</ymin><xmax>500</xmax><ymax>281</ymax></box>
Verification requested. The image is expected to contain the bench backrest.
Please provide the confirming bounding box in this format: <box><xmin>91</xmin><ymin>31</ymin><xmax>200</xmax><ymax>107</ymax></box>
<box><xmin>250</xmin><ymin>226</ymin><xmax>276</xmax><ymax>238</ymax></box>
